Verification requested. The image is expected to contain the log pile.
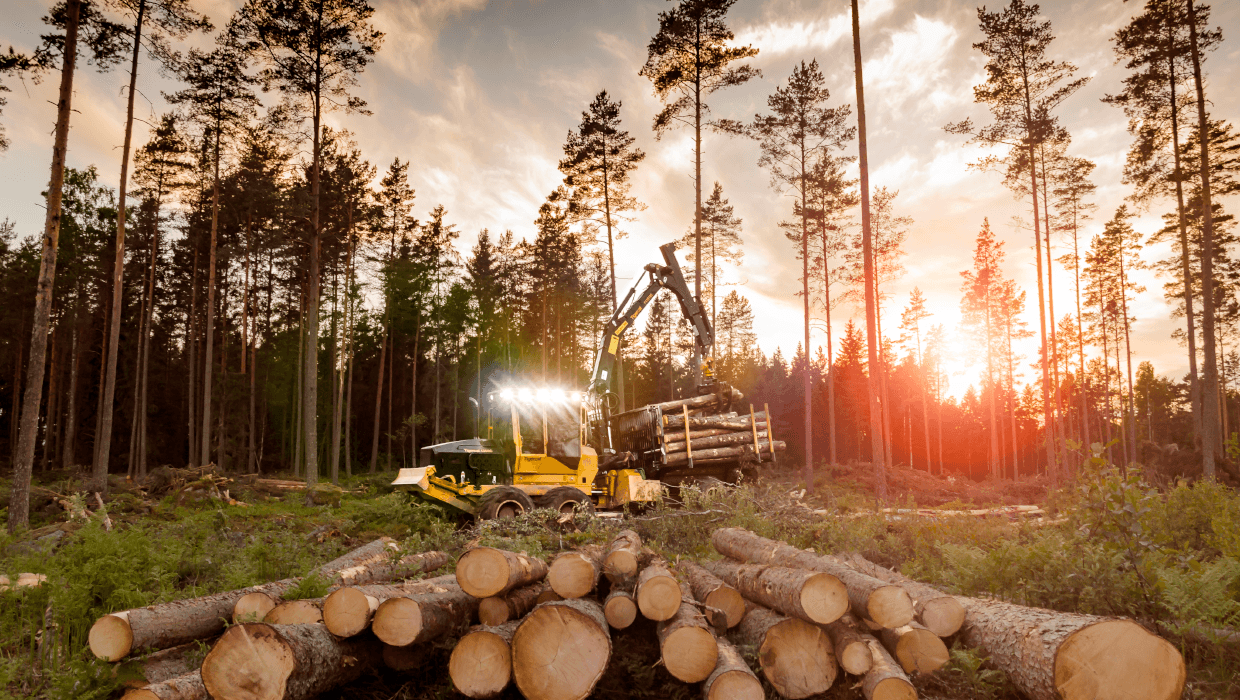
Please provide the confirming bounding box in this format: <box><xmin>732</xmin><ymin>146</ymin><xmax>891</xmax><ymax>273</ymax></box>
<box><xmin>660</xmin><ymin>404</ymin><xmax>787</xmax><ymax>467</ymax></box>
<box><xmin>109</xmin><ymin>528</ymin><xmax>1187</xmax><ymax>700</ymax></box>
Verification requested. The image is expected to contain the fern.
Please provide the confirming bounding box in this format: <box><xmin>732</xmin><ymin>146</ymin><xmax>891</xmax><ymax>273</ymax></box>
<box><xmin>1159</xmin><ymin>557</ymin><xmax>1240</xmax><ymax>628</ymax></box>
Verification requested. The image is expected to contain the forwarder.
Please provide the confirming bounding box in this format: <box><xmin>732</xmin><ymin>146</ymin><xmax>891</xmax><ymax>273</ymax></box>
<box><xmin>392</xmin><ymin>242</ymin><xmax>766</xmax><ymax>519</ymax></box>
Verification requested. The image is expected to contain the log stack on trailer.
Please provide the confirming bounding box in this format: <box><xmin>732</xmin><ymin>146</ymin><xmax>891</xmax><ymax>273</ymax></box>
<box><xmin>105</xmin><ymin>528</ymin><xmax>1186</xmax><ymax>700</ymax></box>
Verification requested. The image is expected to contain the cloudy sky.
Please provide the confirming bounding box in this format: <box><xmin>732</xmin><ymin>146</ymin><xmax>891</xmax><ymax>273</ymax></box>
<box><xmin>2</xmin><ymin>0</ymin><xmax>1238</xmax><ymax>397</ymax></box>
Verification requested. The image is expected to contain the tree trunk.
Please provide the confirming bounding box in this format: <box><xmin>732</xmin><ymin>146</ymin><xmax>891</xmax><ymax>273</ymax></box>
<box><xmin>201</xmin><ymin>623</ymin><xmax>380</xmax><ymax>700</ymax></box>
<box><xmin>63</xmin><ymin>309</ymin><xmax>80</xmax><ymax>467</ymax></box>
<box><xmin>957</xmin><ymin>596</ymin><xmax>1184</xmax><ymax>700</ymax></box>
<box><xmin>7</xmin><ymin>0</ymin><xmax>81</xmax><ymax>533</ymax></box>
<box><xmin>851</xmin><ymin>0</ymin><xmax>887</xmax><ymax>500</ymax></box>
<box><xmin>262</xmin><ymin>599</ymin><xmax>322</xmax><ymax>625</ymax></box>
<box><xmin>603</xmin><ymin>588</ymin><xmax>637</xmax><ymax>629</ymax></box>
<box><xmin>372</xmin><ymin>586</ymin><xmax>480</xmax><ymax>647</ymax></box>
<box><xmin>729</xmin><ymin>604</ymin><xmax>836</xmax><ymax>699</ymax></box>
<box><xmin>602</xmin><ymin>529</ymin><xmax>646</xmax><ymax>586</ymax></box>
<box><xmin>679</xmin><ymin>561</ymin><xmax>744</xmax><ymax>628</ymax></box>
<box><xmin>665</xmin><ymin>430</ymin><xmax>769</xmax><ymax>453</ymax></box>
<box><xmin>303</xmin><ymin>107</ymin><xmax>322</xmax><ymax>489</ymax></box>
<box><xmin>548</xmin><ymin>545</ymin><xmax>604</xmax><ymax>599</ymax></box>
<box><xmin>843</xmin><ymin>553</ymin><xmax>965</xmax><ymax>637</ymax></box>
<box><xmin>859</xmin><ymin>635</ymin><xmax>915</xmax><ymax>700</ymax></box>
<box><xmin>478</xmin><ymin>581</ymin><xmax>549</xmax><ymax>627</ymax></box>
<box><xmin>702</xmin><ymin>559</ymin><xmax>847</xmax><ymax>625</ymax></box>
<box><xmin>702</xmin><ymin>638</ymin><xmax>763</xmax><ymax>700</ymax></box>
<box><xmin>711</xmin><ymin>528</ymin><xmax>912</xmax><ymax>628</ymax></box>
<box><xmin>635</xmin><ymin>560</ymin><xmax>681</xmax><ymax>622</ymax></box>
<box><xmin>450</xmin><ymin>621</ymin><xmax>519</xmax><ymax>700</ymax></box>
<box><xmin>511</xmin><ymin>598</ymin><xmax>611</xmax><ymax>700</ymax></box>
<box><xmin>662</xmin><ymin>440</ymin><xmax>784</xmax><ymax>466</ymax></box>
<box><xmin>124</xmin><ymin>670</ymin><xmax>207</xmax><ymax>700</ymax></box>
<box><xmin>187</xmin><ymin>246</ymin><xmax>199</xmax><ymax>468</ymax></box>
<box><xmin>657</xmin><ymin>581</ymin><xmax>718</xmax><ymax>683</ymax></box>
<box><xmin>199</xmin><ymin>119</ymin><xmax>223</xmax><ymax>469</ymax></box>
<box><xmin>320</xmin><ymin>574</ymin><xmax>458</xmax><ymax>638</ymax></box>
<box><xmin>456</xmin><ymin>547</ymin><xmax>549</xmax><ymax>599</ymax></box>
<box><xmin>370</xmin><ymin>327</ymin><xmax>386</xmax><ymax>473</ymax></box>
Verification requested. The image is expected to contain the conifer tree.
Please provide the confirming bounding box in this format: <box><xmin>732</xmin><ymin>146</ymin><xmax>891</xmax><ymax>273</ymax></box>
<box><xmin>676</xmin><ymin>182</ymin><xmax>743</xmax><ymax>332</ymax></box>
<box><xmin>1052</xmin><ymin>156</ymin><xmax>1097</xmax><ymax>452</ymax></box>
<box><xmin>961</xmin><ymin>219</ymin><xmax>1006</xmax><ymax>478</ymax></box>
<box><xmin>900</xmin><ymin>289</ymin><xmax>932</xmax><ymax>472</ymax></box>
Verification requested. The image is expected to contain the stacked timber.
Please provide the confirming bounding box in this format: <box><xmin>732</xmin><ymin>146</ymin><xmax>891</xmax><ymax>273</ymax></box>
<box><xmin>660</xmin><ymin>404</ymin><xmax>786</xmax><ymax>467</ymax></box>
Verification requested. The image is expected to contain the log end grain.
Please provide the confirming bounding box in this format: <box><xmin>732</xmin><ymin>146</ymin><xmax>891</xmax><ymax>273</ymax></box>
<box><xmin>450</xmin><ymin>628</ymin><xmax>513</xmax><ymax>699</ymax></box>
<box><xmin>1055</xmin><ymin>619</ymin><xmax>1185</xmax><ymax>700</ymax></box>
<box><xmin>704</xmin><ymin>587</ymin><xmax>746</xmax><ymax>629</ymax></box>
<box><xmin>637</xmin><ymin>573</ymin><xmax>681</xmax><ymax>622</ymax></box>
<box><xmin>512</xmin><ymin>600</ymin><xmax>611</xmax><ymax>700</ymax></box>
<box><xmin>548</xmin><ymin>553</ymin><xmax>598</xmax><ymax>599</ymax></box>
<box><xmin>201</xmin><ymin>624</ymin><xmax>295</xmax><ymax>700</ymax></box>
<box><xmin>870</xmin><ymin>676</ymin><xmax>917</xmax><ymax>700</ymax></box>
<box><xmin>891</xmin><ymin>625</ymin><xmax>949</xmax><ymax>674</ymax></box>
<box><xmin>88</xmin><ymin>613</ymin><xmax>133</xmax><ymax>661</ymax></box>
<box><xmin>322</xmin><ymin>588</ymin><xmax>377</xmax><ymax>638</ymax></box>
<box><xmin>234</xmin><ymin>592</ymin><xmax>279</xmax><ymax>624</ymax></box>
<box><xmin>536</xmin><ymin>589</ymin><xmax>564</xmax><ymax>605</ymax></box>
<box><xmin>801</xmin><ymin>573</ymin><xmax>849</xmax><ymax>625</ymax></box>
<box><xmin>603</xmin><ymin>550</ymin><xmax>638</xmax><ymax>581</ymax></box>
<box><xmin>457</xmin><ymin>548</ymin><xmax>513</xmax><ymax>599</ymax></box>
<box><xmin>919</xmin><ymin>597</ymin><xmax>966</xmax><ymax>638</ymax></box>
<box><xmin>662</xmin><ymin>625</ymin><xmax>719</xmax><ymax>683</ymax></box>
<box><xmin>866</xmin><ymin>586</ymin><xmax>915</xmax><ymax>629</ymax></box>
<box><xmin>603</xmin><ymin>590</ymin><xmax>637</xmax><ymax>630</ymax></box>
<box><xmin>263</xmin><ymin>599</ymin><xmax>322</xmax><ymax>626</ymax></box>
<box><xmin>758</xmin><ymin>618</ymin><xmax>837</xmax><ymax>699</ymax></box>
<box><xmin>703</xmin><ymin>639</ymin><xmax>763</xmax><ymax>700</ymax></box>
<box><xmin>862</xmin><ymin>638</ymin><xmax>916</xmax><ymax>700</ymax></box>
<box><xmin>478</xmin><ymin>597</ymin><xmax>512</xmax><ymax>627</ymax></box>
<box><xmin>372</xmin><ymin>597</ymin><xmax>424</xmax><ymax>647</ymax></box>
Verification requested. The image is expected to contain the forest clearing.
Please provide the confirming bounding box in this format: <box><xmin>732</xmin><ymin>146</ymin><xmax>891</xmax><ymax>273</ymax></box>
<box><xmin>1</xmin><ymin>0</ymin><xmax>1239</xmax><ymax>697</ymax></box>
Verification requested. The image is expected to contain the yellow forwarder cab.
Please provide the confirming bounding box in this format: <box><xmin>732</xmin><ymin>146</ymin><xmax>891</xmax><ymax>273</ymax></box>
<box><xmin>392</xmin><ymin>387</ymin><xmax>661</xmax><ymax>519</ymax></box>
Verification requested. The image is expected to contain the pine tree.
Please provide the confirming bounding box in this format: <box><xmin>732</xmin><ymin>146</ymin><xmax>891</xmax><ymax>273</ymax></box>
<box><xmin>960</xmin><ymin>219</ymin><xmax>1006</xmax><ymax>478</ymax></box>
<box><xmin>676</xmin><ymin>182</ymin><xmax>743</xmax><ymax>333</ymax></box>
<box><xmin>1052</xmin><ymin>155</ymin><xmax>1097</xmax><ymax>455</ymax></box>
<box><xmin>900</xmin><ymin>289</ymin><xmax>932</xmax><ymax>472</ymax></box>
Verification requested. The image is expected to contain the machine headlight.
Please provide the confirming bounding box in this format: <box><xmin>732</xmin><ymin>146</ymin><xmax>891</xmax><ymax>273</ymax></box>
<box><xmin>500</xmin><ymin>388</ymin><xmax>515</xmax><ymax>401</ymax></box>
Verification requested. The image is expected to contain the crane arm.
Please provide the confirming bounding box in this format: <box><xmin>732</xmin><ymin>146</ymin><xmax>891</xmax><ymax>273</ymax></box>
<box><xmin>588</xmin><ymin>243</ymin><xmax>714</xmax><ymax>398</ymax></box>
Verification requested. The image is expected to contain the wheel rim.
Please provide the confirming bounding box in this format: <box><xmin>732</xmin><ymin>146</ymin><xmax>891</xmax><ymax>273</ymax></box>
<box><xmin>558</xmin><ymin>501</ymin><xmax>578</xmax><ymax>515</ymax></box>
<box><xmin>496</xmin><ymin>502</ymin><xmax>522</xmax><ymax>519</ymax></box>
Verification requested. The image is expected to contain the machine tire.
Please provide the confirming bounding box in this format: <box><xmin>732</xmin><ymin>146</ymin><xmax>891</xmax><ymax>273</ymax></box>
<box><xmin>478</xmin><ymin>486</ymin><xmax>535</xmax><ymax>520</ymax></box>
<box><xmin>537</xmin><ymin>486</ymin><xmax>595</xmax><ymax>516</ymax></box>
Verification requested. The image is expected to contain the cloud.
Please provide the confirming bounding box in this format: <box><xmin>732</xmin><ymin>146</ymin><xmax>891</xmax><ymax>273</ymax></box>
<box><xmin>371</xmin><ymin>0</ymin><xmax>488</xmax><ymax>81</ymax></box>
<box><xmin>734</xmin><ymin>0</ymin><xmax>894</xmax><ymax>57</ymax></box>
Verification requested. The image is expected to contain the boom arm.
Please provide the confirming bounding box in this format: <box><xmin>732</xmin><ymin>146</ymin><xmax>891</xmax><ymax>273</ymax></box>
<box><xmin>589</xmin><ymin>243</ymin><xmax>715</xmax><ymax>398</ymax></box>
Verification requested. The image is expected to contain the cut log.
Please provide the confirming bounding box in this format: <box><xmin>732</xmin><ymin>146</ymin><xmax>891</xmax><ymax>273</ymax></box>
<box><xmin>337</xmin><ymin>549</ymin><xmax>450</xmax><ymax>587</ymax></box>
<box><xmin>664</xmin><ymin>430</ymin><xmax>769</xmax><ymax>453</ymax></box>
<box><xmin>382</xmin><ymin>644</ymin><xmax>429</xmax><ymax>671</ymax></box>
<box><xmin>704</xmin><ymin>559</ymin><xmax>847</xmax><ymax>625</ymax></box>
<box><xmin>824</xmin><ymin>613</ymin><xmax>872</xmax><ymax>676</ymax></box>
<box><xmin>372</xmin><ymin>586</ymin><xmax>480</xmax><ymax>647</ymax></box>
<box><xmin>958</xmin><ymin>596</ymin><xmax>1185</xmax><ymax>700</ymax></box>
<box><xmin>548</xmin><ymin>545</ymin><xmax>604</xmax><ymax>599</ymax></box>
<box><xmin>200</xmin><ymin>623</ymin><xmax>380</xmax><ymax>700</ymax></box>
<box><xmin>665</xmin><ymin>411</ymin><xmax>764</xmax><ymax>429</ymax></box>
<box><xmin>879</xmin><ymin>621</ymin><xmax>948</xmax><ymax>674</ymax></box>
<box><xmin>860</xmin><ymin>635</ymin><xmax>916</xmax><ymax>700</ymax></box>
<box><xmin>650</xmin><ymin>390</ymin><xmax>743</xmax><ymax>413</ymax></box>
<box><xmin>536</xmin><ymin>588</ymin><xmax>563</xmax><ymax>604</ymax></box>
<box><xmin>263</xmin><ymin>599</ymin><xmax>322</xmax><ymax>625</ymax></box>
<box><xmin>702</xmin><ymin>638</ymin><xmax>763</xmax><ymax>700</ymax></box>
<box><xmin>712</xmin><ymin>528</ymin><xmax>912</xmax><ymax>628</ymax></box>
<box><xmin>844</xmin><ymin>553</ymin><xmax>965</xmax><ymax>637</ymax></box>
<box><xmin>602</xmin><ymin>530</ymin><xmax>645</xmax><ymax>585</ymax></box>
<box><xmin>664</xmin><ymin>441</ymin><xmax>785</xmax><ymax>466</ymax></box>
<box><xmin>680</xmin><ymin>561</ymin><xmax>745</xmax><ymax>629</ymax></box>
<box><xmin>511</xmin><ymin>598</ymin><xmax>611</xmax><ymax>700</ymax></box>
<box><xmin>89</xmin><ymin>537</ymin><xmax>402</xmax><ymax>660</ymax></box>
<box><xmin>322</xmin><ymin>575</ymin><xmax>459</xmax><ymax>638</ymax></box>
<box><xmin>478</xmin><ymin>581</ymin><xmax>549</xmax><ymax>626</ymax></box>
<box><xmin>450</xmin><ymin>621</ymin><xmax>520</xmax><ymax>699</ymax></box>
<box><xmin>729</xmin><ymin>604</ymin><xmax>836</xmax><ymax>699</ymax></box>
<box><xmin>122</xmin><ymin>670</ymin><xmax>207</xmax><ymax>700</ymax></box>
<box><xmin>456</xmin><ymin>547</ymin><xmax>548</xmax><ymax>598</ymax></box>
<box><xmin>0</xmin><ymin>573</ymin><xmax>47</xmax><ymax>591</ymax></box>
<box><xmin>119</xmin><ymin>640</ymin><xmax>211</xmax><ymax>687</ymax></box>
<box><xmin>658</xmin><ymin>582</ymin><xmax>719</xmax><ymax>683</ymax></box>
<box><xmin>636</xmin><ymin>561</ymin><xmax>682</xmax><ymax>621</ymax></box>
<box><xmin>603</xmin><ymin>588</ymin><xmax>637</xmax><ymax>629</ymax></box>
<box><xmin>230</xmin><ymin>538</ymin><xmax>409</xmax><ymax>624</ymax></box>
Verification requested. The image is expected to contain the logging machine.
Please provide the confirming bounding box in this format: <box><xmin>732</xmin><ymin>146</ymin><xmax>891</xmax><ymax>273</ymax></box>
<box><xmin>392</xmin><ymin>242</ymin><xmax>768</xmax><ymax>519</ymax></box>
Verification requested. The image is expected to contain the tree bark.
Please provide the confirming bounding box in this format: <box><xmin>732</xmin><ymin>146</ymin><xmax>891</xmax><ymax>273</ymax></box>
<box><xmin>450</xmin><ymin>621</ymin><xmax>520</xmax><ymax>700</ymax></box>
<box><xmin>319</xmin><ymin>574</ymin><xmax>458</xmax><ymax>637</ymax></box>
<box><xmin>703</xmin><ymin>559</ymin><xmax>847</xmax><ymax>625</ymax></box>
<box><xmin>824</xmin><ymin>613</ymin><xmax>872</xmax><ymax>676</ymax></box>
<box><xmin>957</xmin><ymin>596</ymin><xmax>1184</xmax><ymax>700</ymax></box>
<box><xmin>679</xmin><ymin>560</ymin><xmax>744</xmax><ymax>628</ymax></box>
<box><xmin>657</xmin><ymin>581</ymin><xmax>718</xmax><ymax>683</ymax></box>
<box><xmin>263</xmin><ymin>599</ymin><xmax>322</xmax><ymax>626</ymax></box>
<box><xmin>842</xmin><ymin>553</ymin><xmax>965</xmax><ymax>637</ymax></box>
<box><xmin>511</xmin><ymin>598</ymin><xmax>611</xmax><ymax>700</ymax></box>
<box><xmin>7</xmin><ymin>0</ymin><xmax>81</xmax><ymax>533</ymax></box>
<box><xmin>123</xmin><ymin>670</ymin><xmax>207</xmax><ymax>700</ymax></box>
<box><xmin>478</xmin><ymin>581</ymin><xmax>549</xmax><ymax>627</ymax></box>
<box><xmin>729</xmin><ymin>604</ymin><xmax>836</xmax><ymax>699</ymax></box>
<box><xmin>456</xmin><ymin>547</ymin><xmax>549</xmax><ymax>599</ymax></box>
<box><xmin>372</xmin><ymin>586</ymin><xmax>480</xmax><ymax>647</ymax></box>
<box><xmin>119</xmin><ymin>640</ymin><xmax>213</xmax><ymax>688</ymax></box>
<box><xmin>702</xmin><ymin>637</ymin><xmax>763</xmax><ymax>700</ymax></box>
<box><xmin>711</xmin><ymin>528</ymin><xmax>912</xmax><ymax>628</ymax></box>
<box><xmin>879</xmin><ymin>621</ymin><xmax>948</xmax><ymax>674</ymax></box>
<box><xmin>663</xmin><ymin>441</ymin><xmax>784</xmax><ymax>466</ymax></box>
<box><xmin>201</xmin><ymin>623</ymin><xmax>380</xmax><ymax>700</ymax></box>
<box><xmin>859</xmin><ymin>635</ymin><xmax>915</xmax><ymax>700</ymax></box>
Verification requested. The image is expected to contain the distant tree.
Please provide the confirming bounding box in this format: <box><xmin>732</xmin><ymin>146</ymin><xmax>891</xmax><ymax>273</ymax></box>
<box><xmin>676</xmin><ymin>181</ymin><xmax>743</xmax><ymax>333</ymax></box>
<box><xmin>371</xmin><ymin>157</ymin><xmax>414</xmax><ymax>472</ymax></box>
<box><xmin>960</xmin><ymin>219</ymin><xmax>1005</xmax><ymax>478</ymax></box>
<box><xmin>641</xmin><ymin>0</ymin><xmax>758</xmax><ymax>383</ymax></box>
<box><xmin>0</xmin><ymin>47</ymin><xmax>36</xmax><ymax>151</ymax></box>
<box><xmin>997</xmin><ymin>279</ymin><xmax>1032</xmax><ymax>475</ymax></box>
<box><xmin>1052</xmin><ymin>156</ymin><xmax>1098</xmax><ymax>449</ymax></box>
<box><xmin>899</xmin><ymin>288</ymin><xmax>932</xmax><ymax>472</ymax></box>
<box><xmin>1102</xmin><ymin>206</ymin><xmax>1146</xmax><ymax>464</ymax></box>
<box><xmin>8</xmin><ymin>0</ymin><xmax>128</xmax><ymax>532</ymax></box>
<box><xmin>714</xmin><ymin>290</ymin><xmax>757</xmax><ymax>384</ymax></box>
<box><xmin>946</xmin><ymin>0</ymin><xmax>1089</xmax><ymax>481</ymax></box>
<box><xmin>737</xmin><ymin>59</ymin><xmax>853</xmax><ymax>492</ymax></box>
<box><xmin>238</xmin><ymin>0</ymin><xmax>383</xmax><ymax>488</ymax></box>
<box><xmin>418</xmin><ymin>204</ymin><xmax>460</xmax><ymax>444</ymax></box>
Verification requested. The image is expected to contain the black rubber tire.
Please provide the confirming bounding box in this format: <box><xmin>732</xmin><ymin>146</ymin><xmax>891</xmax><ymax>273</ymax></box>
<box><xmin>477</xmin><ymin>486</ymin><xmax>535</xmax><ymax>520</ymax></box>
<box><xmin>536</xmin><ymin>486</ymin><xmax>595</xmax><ymax>516</ymax></box>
